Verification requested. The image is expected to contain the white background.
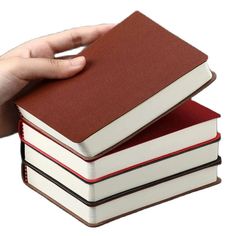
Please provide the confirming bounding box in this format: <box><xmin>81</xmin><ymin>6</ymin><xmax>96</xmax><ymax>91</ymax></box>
<box><xmin>0</xmin><ymin>0</ymin><xmax>234</xmax><ymax>235</ymax></box>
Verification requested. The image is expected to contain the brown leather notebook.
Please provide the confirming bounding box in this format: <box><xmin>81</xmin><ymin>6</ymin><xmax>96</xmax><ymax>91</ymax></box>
<box><xmin>21</xmin><ymin>156</ymin><xmax>221</xmax><ymax>226</ymax></box>
<box><xmin>19</xmin><ymin>100</ymin><xmax>221</xmax><ymax>182</ymax></box>
<box><xmin>16</xmin><ymin>11</ymin><xmax>215</xmax><ymax>158</ymax></box>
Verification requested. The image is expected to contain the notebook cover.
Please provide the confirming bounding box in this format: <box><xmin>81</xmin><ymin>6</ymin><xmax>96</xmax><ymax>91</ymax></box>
<box><xmin>16</xmin><ymin>11</ymin><xmax>210</xmax><ymax>145</ymax></box>
<box><xmin>21</xmin><ymin>157</ymin><xmax>221</xmax><ymax>227</ymax></box>
<box><xmin>20</xmin><ymin>133</ymin><xmax>221</xmax><ymax>183</ymax></box>
<box><xmin>18</xmin><ymin>98</ymin><xmax>220</xmax><ymax>164</ymax></box>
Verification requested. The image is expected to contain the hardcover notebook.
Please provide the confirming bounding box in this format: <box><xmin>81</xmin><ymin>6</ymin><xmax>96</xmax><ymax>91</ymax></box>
<box><xmin>22</xmin><ymin>137</ymin><xmax>220</xmax><ymax>201</ymax></box>
<box><xmin>16</xmin><ymin>11</ymin><xmax>216</xmax><ymax>159</ymax></box>
<box><xmin>19</xmin><ymin>100</ymin><xmax>221</xmax><ymax>183</ymax></box>
<box><xmin>22</xmin><ymin>156</ymin><xmax>221</xmax><ymax>227</ymax></box>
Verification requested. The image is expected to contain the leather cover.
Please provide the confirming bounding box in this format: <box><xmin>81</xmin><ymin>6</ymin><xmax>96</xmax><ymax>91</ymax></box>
<box><xmin>16</xmin><ymin>11</ymin><xmax>210</xmax><ymax>144</ymax></box>
<box><xmin>18</xmin><ymin>99</ymin><xmax>220</xmax><ymax>162</ymax></box>
<box><xmin>21</xmin><ymin>156</ymin><xmax>221</xmax><ymax>226</ymax></box>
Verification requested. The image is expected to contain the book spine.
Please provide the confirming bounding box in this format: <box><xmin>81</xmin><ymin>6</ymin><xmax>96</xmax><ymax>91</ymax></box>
<box><xmin>20</xmin><ymin>133</ymin><xmax>28</xmax><ymax>184</ymax></box>
<box><xmin>18</xmin><ymin>119</ymin><xmax>24</xmax><ymax>140</ymax></box>
<box><xmin>21</xmin><ymin>164</ymin><xmax>28</xmax><ymax>184</ymax></box>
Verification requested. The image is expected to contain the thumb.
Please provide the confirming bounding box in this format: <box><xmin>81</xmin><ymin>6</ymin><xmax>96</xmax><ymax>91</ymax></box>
<box><xmin>8</xmin><ymin>56</ymin><xmax>86</xmax><ymax>81</ymax></box>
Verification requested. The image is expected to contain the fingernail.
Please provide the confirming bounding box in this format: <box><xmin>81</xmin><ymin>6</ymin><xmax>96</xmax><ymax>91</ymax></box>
<box><xmin>70</xmin><ymin>56</ymin><xmax>86</xmax><ymax>66</ymax></box>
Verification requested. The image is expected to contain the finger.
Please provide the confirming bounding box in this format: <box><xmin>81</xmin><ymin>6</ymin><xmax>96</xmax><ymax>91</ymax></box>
<box><xmin>8</xmin><ymin>56</ymin><xmax>86</xmax><ymax>81</ymax></box>
<box><xmin>1</xmin><ymin>24</ymin><xmax>115</xmax><ymax>59</ymax></box>
<box><xmin>35</xmin><ymin>24</ymin><xmax>115</xmax><ymax>54</ymax></box>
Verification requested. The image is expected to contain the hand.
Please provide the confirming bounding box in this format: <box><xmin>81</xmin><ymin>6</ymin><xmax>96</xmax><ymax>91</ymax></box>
<box><xmin>0</xmin><ymin>24</ymin><xmax>114</xmax><ymax>137</ymax></box>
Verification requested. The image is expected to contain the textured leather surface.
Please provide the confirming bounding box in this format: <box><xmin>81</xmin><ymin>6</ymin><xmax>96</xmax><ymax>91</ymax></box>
<box><xmin>18</xmin><ymin>75</ymin><xmax>216</xmax><ymax>161</ymax></box>
<box><xmin>16</xmin><ymin>11</ymin><xmax>208</xmax><ymax>143</ymax></box>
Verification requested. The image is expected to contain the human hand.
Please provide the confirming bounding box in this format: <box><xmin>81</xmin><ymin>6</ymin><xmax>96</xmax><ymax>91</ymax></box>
<box><xmin>0</xmin><ymin>24</ymin><xmax>114</xmax><ymax>137</ymax></box>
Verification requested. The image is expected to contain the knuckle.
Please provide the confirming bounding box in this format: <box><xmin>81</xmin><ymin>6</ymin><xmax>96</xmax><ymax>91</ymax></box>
<box><xmin>48</xmin><ymin>59</ymin><xmax>70</xmax><ymax>78</ymax></box>
<box><xmin>70</xmin><ymin>31</ymin><xmax>81</xmax><ymax>47</ymax></box>
<box><xmin>48</xmin><ymin>58</ymin><xmax>60</xmax><ymax>67</ymax></box>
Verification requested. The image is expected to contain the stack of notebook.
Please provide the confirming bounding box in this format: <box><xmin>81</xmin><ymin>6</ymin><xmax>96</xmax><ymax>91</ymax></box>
<box><xmin>16</xmin><ymin>11</ymin><xmax>221</xmax><ymax>227</ymax></box>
